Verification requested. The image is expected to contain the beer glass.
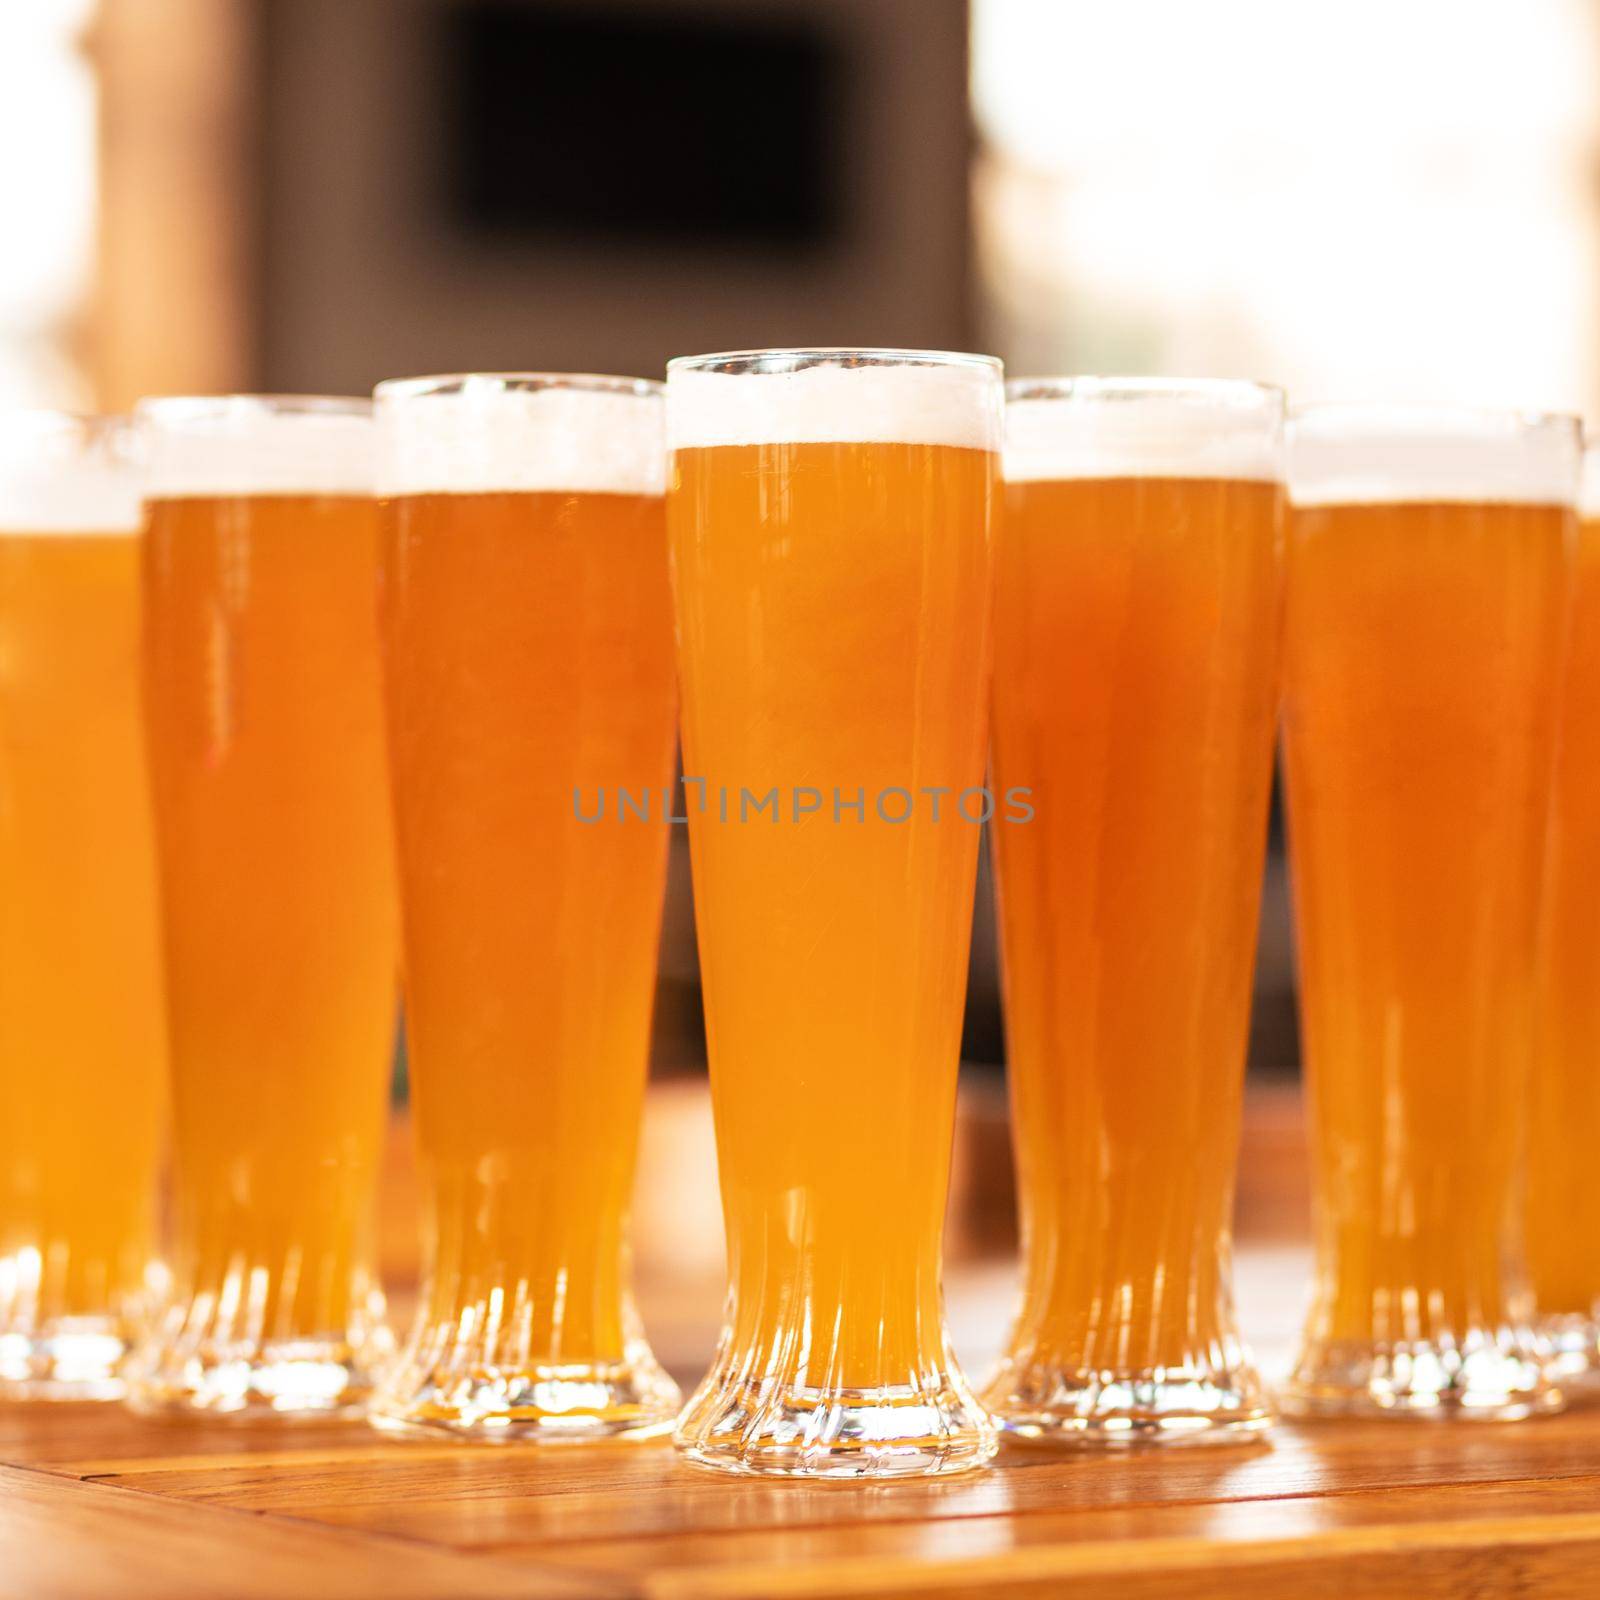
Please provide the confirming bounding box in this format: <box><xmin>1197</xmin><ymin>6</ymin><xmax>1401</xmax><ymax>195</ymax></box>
<box><xmin>667</xmin><ymin>349</ymin><xmax>1002</xmax><ymax>1478</ymax></box>
<box><xmin>131</xmin><ymin>397</ymin><xmax>399</xmax><ymax>1414</ymax></box>
<box><xmin>368</xmin><ymin>374</ymin><xmax>680</xmax><ymax>1439</ymax></box>
<box><xmin>1283</xmin><ymin>406</ymin><xmax>1577</xmax><ymax>1418</ymax></box>
<box><xmin>983</xmin><ymin>380</ymin><xmax>1285</xmax><ymax>1443</ymax></box>
<box><xmin>1527</xmin><ymin>437</ymin><xmax>1600</xmax><ymax>1377</ymax></box>
<box><xmin>0</xmin><ymin>414</ymin><xmax>167</xmax><ymax>1398</ymax></box>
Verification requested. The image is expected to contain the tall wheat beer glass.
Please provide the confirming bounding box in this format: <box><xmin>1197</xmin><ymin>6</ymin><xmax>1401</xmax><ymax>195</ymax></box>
<box><xmin>132</xmin><ymin>397</ymin><xmax>398</xmax><ymax>1414</ymax></box>
<box><xmin>369</xmin><ymin>374</ymin><xmax>679</xmax><ymax>1438</ymax></box>
<box><xmin>1527</xmin><ymin>440</ymin><xmax>1600</xmax><ymax>1376</ymax></box>
<box><xmin>667</xmin><ymin>349</ymin><xmax>1002</xmax><ymax>1478</ymax></box>
<box><xmin>983</xmin><ymin>381</ymin><xmax>1284</xmax><ymax>1442</ymax></box>
<box><xmin>0</xmin><ymin>415</ymin><xmax>167</xmax><ymax>1397</ymax></box>
<box><xmin>1283</xmin><ymin>407</ymin><xmax>1577</xmax><ymax>1417</ymax></box>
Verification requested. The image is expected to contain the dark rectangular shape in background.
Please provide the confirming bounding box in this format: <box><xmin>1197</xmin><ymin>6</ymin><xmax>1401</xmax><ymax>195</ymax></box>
<box><xmin>441</xmin><ymin>0</ymin><xmax>845</xmax><ymax>253</ymax></box>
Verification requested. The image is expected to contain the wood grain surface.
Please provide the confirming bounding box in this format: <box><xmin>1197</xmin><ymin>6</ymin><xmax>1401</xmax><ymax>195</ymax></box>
<box><xmin>4</xmin><ymin>1085</ymin><xmax>1596</xmax><ymax>1599</ymax></box>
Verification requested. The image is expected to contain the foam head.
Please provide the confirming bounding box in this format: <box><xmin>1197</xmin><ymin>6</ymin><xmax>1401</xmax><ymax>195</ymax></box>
<box><xmin>136</xmin><ymin>396</ymin><xmax>373</xmax><ymax>500</ymax></box>
<box><xmin>666</xmin><ymin>349</ymin><xmax>1003</xmax><ymax>452</ymax></box>
<box><xmin>0</xmin><ymin>412</ymin><xmax>140</xmax><ymax>535</ymax></box>
<box><xmin>1581</xmin><ymin>438</ymin><xmax>1600</xmax><ymax>520</ymax></box>
<box><xmin>1289</xmin><ymin>406</ymin><xmax>1582</xmax><ymax>509</ymax></box>
<box><xmin>374</xmin><ymin>373</ymin><xmax>665</xmax><ymax>497</ymax></box>
<box><xmin>1004</xmin><ymin>378</ymin><xmax>1283</xmax><ymax>484</ymax></box>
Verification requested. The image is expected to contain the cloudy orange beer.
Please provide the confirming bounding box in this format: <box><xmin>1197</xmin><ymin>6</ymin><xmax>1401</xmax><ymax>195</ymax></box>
<box><xmin>983</xmin><ymin>381</ymin><xmax>1284</xmax><ymax>1441</ymax></box>
<box><xmin>134</xmin><ymin>398</ymin><xmax>398</xmax><ymax>1414</ymax></box>
<box><xmin>370</xmin><ymin>375</ymin><xmax>679</xmax><ymax>1438</ymax></box>
<box><xmin>1283</xmin><ymin>407</ymin><xmax>1576</xmax><ymax>1417</ymax></box>
<box><xmin>1527</xmin><ymin>445</ymin><xmax>1600</xmax><ymax>1372</ymax></box>
<box><xmin>667</xmin><ymin>350</ymin><xmax>1002</xmax><ymax>1478</ymax></box>
<box><xmin>0</xmin><ymin>416</ymin><xmax>167</xmax><ymax>1396</ymax></box>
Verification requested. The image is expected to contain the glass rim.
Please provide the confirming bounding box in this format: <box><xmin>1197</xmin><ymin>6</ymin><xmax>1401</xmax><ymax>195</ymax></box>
<box><xmin>1290</xmin><ymin>401</ymin><xmax>1581</xmax><ymax>443</ymax></box>
<box><xmin>0</xmin><ymin>409</ymin><xmax>129</xmax><ymax>443</ymax></box>
<box><xmin>0</xmin><ymin>412</ymin><xmax>136</xmax><ymax>479</ymax></box>
<box><xmin>0</xmin><ymin>411</ymin><xmax>140</xmax><ymax>532</ymax></box>
<box><xmin>374</xmin><ymin>372</ymin><xmax>663</xmax><ymax>405</ymax></box>
<box><xmin>374</xmin><ymin>373</ymin><xmax>665</xmax><ymax>498</ymax></box>
<box><xmin>1582</xmin><ymin>438</ymin><xmax>1600</xmax><ymax>516</ymax></box>
<box><xmin>137</xmin><ymin>396</ymin><xmax>372</xmax><ymax>498</ymax></box>
<box><xmin>1006</xmin><ymin>376</ymin><xmax>1283</xmax><ymax>410</ymax></box>
<box><xmin>1289</xmin><ymin>402</ymin><xmax>1581</xmax><ymax>508</ymax></box>
<box><xmin>135</xmin><ymin>394</ymin><xmax>372</xmax><ymax>428</ymax></box>
<box><xmin>667</xmin><ymin>347</ymin><xmax>1003</xmax><ymax>379</ymax></box>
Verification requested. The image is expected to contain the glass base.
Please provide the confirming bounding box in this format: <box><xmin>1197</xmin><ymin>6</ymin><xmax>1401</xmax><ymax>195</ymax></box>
<box><xmin>1538</xmin><ymin>1314</ymin><xmax>1600</xmax><ymax>1383</ymax></box>
<box><xmin>675</xmin><ymin>1375</ymin><xmax>998</xmax><ymax>1479</ymax></box>
<box><xmin>1282</xmin><ymin>1335</ymin><xmax>1563</xmax><ymax>1420</ymax></box>
<box><xmin>369</xmin><ymin>1350</ymin><xmax>681</xmax><ymax>1442</ymax></box>
<box><xmin>983</xmin><ymin>1358</ymin><xmax>1273</xmax><ymax>1446</ymax></box>
<box><xmin>0</xmin><ymin>1319</ymin><xmax>134</xmax><ymax>1401</ymax></box>
<box><xmin>126</xmin><ymin>1332</ymin><xmax>390</xmax><ymax>1417</ymax></box>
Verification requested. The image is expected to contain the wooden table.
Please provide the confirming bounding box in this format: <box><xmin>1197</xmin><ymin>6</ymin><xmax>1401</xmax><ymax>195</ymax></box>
<box><xmin>5</xmin><ymin>1088</ymin><xmax>1597</xmax><ymax>1597</ymax></box>
<box><xmin>7</xmin><ymin>1334</ymin><xmax>1600</xmax><ymax>1598</ymax></box>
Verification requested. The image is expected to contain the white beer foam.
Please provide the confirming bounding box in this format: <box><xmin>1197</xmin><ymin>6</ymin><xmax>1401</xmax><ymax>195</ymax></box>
<box><xmin>0</xmin><ymin>416</ymin><xmax>140</xmax><ymax>535</ymax></box>
<box><xmin>1290</xmin><ymin>407</ymin><xmax>1581</xmax><ymax>508</ymax></box>
<box><xmin>1580</xmin><ymin>441</ymin><xmax>1600</xmax><ymax>519</ymax></box>
<box><xmin>375</xmin><ymin>382</ymin><xmax>664</xmax><ymax>496</ymax></box>
<box><xmin>667</xmin><ymin>360</ymin><xmax>1002</xmax><ymax>452</ymax></box>
<box><xmin>1005</xmin><ymin>389</ymin><xmax>1282</xmax><ymax>483</ymax></box>
<box><xmin>138</xmin><ymin>398</ymin><xmax>373</xmax><ymax>499</ymax></box>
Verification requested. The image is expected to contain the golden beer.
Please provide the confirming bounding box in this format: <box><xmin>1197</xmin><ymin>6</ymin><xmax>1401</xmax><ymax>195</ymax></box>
<box><xmin>983</xmin><ymin>382</ymin><xmax>1285</xmax><ymax>1442</ymax></box>
<box><xmin>0</xmin><ymin>415</ymin><xmax>167</xmax><ymax>1396</ymax></box>
<box><xmin>667</xmin><ymin>351</ymin><xmax>1002</xmax><ymax>1478</ymax></box>
<box><xmin>1283</xmin><ymin>407</ymin><xmax>1576</xmax><ymax>1418</ymax></box>
<box><xmin>1527</xmin><ymin>449</ymin><xmax>1600</xmax><ymax>1371</ymax></box>
<box><xmin>132</xmin><ymin>398</ymin><xmax>399</xmax><ymax>1414</ymax></box>
<box><xmin>369</xmin><ymin>375</ymin><xmax>680</xmax><ymax>1438</ymax></box>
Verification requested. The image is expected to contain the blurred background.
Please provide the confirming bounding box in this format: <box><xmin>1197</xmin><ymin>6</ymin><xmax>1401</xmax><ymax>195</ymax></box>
<box><xmin>4</xmin><ymin>0</ymin><xmax>1597</xmax><ymax>1225</ymax></box>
